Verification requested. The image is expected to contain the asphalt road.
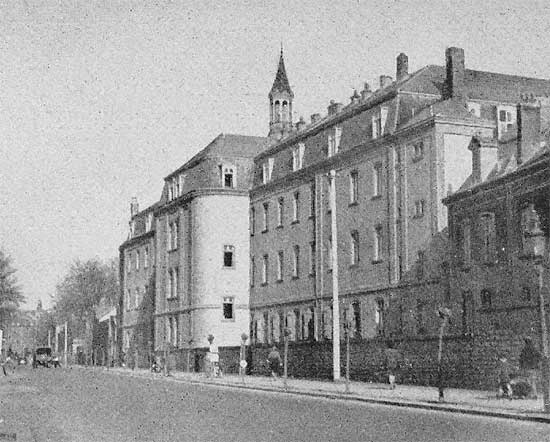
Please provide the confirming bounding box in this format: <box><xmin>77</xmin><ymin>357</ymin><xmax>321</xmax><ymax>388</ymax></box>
<box><xmin>0</xmin><ymin>366</ymin><xmax>549</xmax><ymax>442</ymax></box>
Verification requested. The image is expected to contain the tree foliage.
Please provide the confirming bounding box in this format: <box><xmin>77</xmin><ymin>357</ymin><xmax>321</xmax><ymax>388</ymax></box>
<box><xmin>0</xmin><ymin>249</ymin><xmax>23</xmax><ymax>325</ymax></box>
<box><xmin>53</xmin><ymin>258</ymin><xmax>118</xmax><ymax>337</ymax></box>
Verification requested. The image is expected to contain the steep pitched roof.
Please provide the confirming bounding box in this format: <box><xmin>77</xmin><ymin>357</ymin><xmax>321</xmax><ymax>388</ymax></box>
<box><xmin>165</xmin><ymin>133</ymin><xmax>268</xmax><ymax>180</ymax></box>
<box><xmin>269</xmin><ymin>50</ymin><xmax>293</xmax><ymax>97</ymax></box>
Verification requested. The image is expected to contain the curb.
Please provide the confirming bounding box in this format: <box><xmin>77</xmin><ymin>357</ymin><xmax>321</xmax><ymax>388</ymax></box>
<box><xmin>94</xmin><ymin>367</ymin><xmax>550</xmax><ymax>424</ymax></box>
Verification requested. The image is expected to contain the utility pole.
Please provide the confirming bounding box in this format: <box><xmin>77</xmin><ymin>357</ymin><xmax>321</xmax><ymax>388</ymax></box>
<box><xmin>329</xmin><ymin>169</ymin><xmax>340</xmax><ymax>381</ymax></box>
<box><xmin>64</xmin><ymin>321</ymin><xmax>68</xmax><ymax>367</ymax></box>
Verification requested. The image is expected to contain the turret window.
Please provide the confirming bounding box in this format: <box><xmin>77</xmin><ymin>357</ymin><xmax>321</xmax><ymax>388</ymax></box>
<box><xmin>221</xmin><ymin>165</ymin><xmax>235</xmax><ymax>188</ymax></box>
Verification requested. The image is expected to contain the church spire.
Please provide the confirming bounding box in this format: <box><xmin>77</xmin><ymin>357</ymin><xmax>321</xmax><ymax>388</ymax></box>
<box><xmin>268</xmin><ymin>49</ymin><xmax>294</xmax><ymax>140</ymax></box>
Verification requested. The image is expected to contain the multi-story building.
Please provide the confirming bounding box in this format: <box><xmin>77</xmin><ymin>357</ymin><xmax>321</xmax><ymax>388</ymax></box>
<box><xmin>152</xmin><ymin>133</ymin><xmax>266</xmax><ymax>368</ymax></box>
<box><xmin>443</xmin><ymin>102</ymin><xmax>550</xmax><ymax>387</ymax></box>
<box><xmin>249</xmin><ymin>46</ymin><xmax>550</xmax><ymax>357</ymax></box>
<box><xmin>119</xmin><ymin>198</ymin><xmax>157</xmax><ymax>364</ymax></box>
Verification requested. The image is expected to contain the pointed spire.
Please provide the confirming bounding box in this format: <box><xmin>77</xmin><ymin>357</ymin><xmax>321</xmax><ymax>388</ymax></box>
<box><xmin>269</xmin><ymin>48</ymin><xmax>293</xmax><ymax>98</ymax></box>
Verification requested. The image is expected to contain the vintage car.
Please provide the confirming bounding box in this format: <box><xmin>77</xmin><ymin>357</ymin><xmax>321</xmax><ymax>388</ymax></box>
<box><xmin>33</xmin><ymin>347</ymin><xmax>53</xmax><ymax>368</ymax></box>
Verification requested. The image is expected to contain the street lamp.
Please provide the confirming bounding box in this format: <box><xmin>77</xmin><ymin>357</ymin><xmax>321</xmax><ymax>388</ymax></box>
<box><xmin>239</xmin><ymin>333</ymin><xmax>248</xmax><ymax>384</ymax></box>
<box><xmin>436</xmin><ymin>307</ymin><xmax>451</xmax><ymax>402</ymax></box>
<box><xmin>343</xmin><ymin>313</ymin><xmax>352</xmax><ymax>394</ymax></box>
<box><xmin>522</xmin><ymin>203</ymin><xmax>550</xmax><ymax>412</ymax></box>
<box><xmin>283</xmin><ymin>327</ymin><xmax>291</xmax><ymax>389</ymax></box>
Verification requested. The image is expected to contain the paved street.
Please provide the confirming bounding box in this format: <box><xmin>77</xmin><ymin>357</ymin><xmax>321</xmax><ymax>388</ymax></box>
<box><xmin>0</xmin><ymin>367</ymin><xmax>549</xmax><ymax>442</ymax></box>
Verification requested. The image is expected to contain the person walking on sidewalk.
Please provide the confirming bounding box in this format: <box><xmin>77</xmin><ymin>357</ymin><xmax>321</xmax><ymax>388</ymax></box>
<box><xmin>519</xmin><ymin>337</ymin><xmax>541</xmax><ymax>399</ymax></box>
<box><xmin>267</xmin><ymin>346</ymin><xmax>282</xmax><ymax>380</ymax></box>
<box><xmin>384</xmin><ymin>342</ymin><xmax>400</xmax><ymax>390</ymax></box>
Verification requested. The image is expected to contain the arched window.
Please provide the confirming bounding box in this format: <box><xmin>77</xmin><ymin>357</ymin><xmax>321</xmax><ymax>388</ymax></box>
<box><xmin>274</xmin><ymin>101</ymin><xmax>281</xmax><ymax>123</ymax></box>
<box><xmin>282</xmin><ymin>101</ymin><xmax>288</xmax><ymax>122</ymax></box>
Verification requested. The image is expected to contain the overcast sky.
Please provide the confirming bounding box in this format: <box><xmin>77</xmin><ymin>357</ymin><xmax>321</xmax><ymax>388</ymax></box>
<box><xmin>2</xmin><ymin>0</ymin><xmax>550</xmax><ymax>309</ymax></box>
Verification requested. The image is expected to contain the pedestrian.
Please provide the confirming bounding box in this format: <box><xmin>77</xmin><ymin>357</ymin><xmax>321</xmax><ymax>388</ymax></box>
<box><xmin>497</xmin><ymin>356</ymin><xmax>514</xmax><ymax>399</ymax></box>
<box><xmin>267</xmin><ymin>346</ymin><xmax>282</xmax><ymax>380</ymax></box>
<box><xmin>519</xmin><ymin>337</ymin><xmax>541</xmax><ymax>399</ymax></box>
<box><xmin>384</xmin><ymin>342</ymin><xmax>400</xmax><ymax>390</ymax></box>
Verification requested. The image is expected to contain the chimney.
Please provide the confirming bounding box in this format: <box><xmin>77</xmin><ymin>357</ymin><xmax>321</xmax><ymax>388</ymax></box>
<box><xmin>379</xmin><ymin>75</ymin><xmax>393</xmax><ymax>89</ymax></box>
<box><xmin>350</xmin><ymin>89</ymin><xmax>360</xmax><ymax>104</ymax></box>
<box><xmin>445</xmin><ymin>47</ymin><xmax>465</xmax><ymax>101</ymax></box>
<box><xmin>327</xmin><ymin>100</ymin><xmax>343</xmax><ymax>115</ymax></box>
<box><xmin>517</xmin><ymin>103</ymin><xmax>541</xmax><ymax>165</ymax></box>
<box><xmin>361</xmin><ymin>82</ymin><xmax>372</xmax><ymax>100</ymax></box>
<box><xmin>469</xmin><ymin>136</ymin><xmax>497</xmax><ymax>184</ymax></box>
<box><xmin>130</xmin><ymin>197</ymin><xmax>139</xmax><ymax>217</ymax></box>
<box><xmin>296</xmin><ymin>116</ymin><xmax>306</xmax><ymax>131</ymax></box>
<box><xmin>310</xmin><ymin>113</ymin><xmax>321</xmax><ymax>124</ymax></box>
<box><xmin>396</xmin><ymin>53</ymin><xmax>408</xmax><ymax>81</ymax></box>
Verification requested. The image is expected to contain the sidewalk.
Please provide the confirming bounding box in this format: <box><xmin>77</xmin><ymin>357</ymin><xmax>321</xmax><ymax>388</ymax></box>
<box><xmin>99</xmin><ymin>366</ymin><xmax>550</xmax><ymax>423</ymax></box>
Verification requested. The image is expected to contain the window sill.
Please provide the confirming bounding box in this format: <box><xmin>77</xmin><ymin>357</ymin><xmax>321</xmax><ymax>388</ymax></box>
<box><xmin>413</xmin><ymin>214</ymin><xmax>425</xmax><ymax>219</ymax></box>
<box><xmin>276</xmin><ymin>225</ymin><xmax>284</xmax><ymax>230</ymax></box>
<box><xmin>292</xmin><ymin>276</ymin><xmax>299</xmax><ymax>280</ymax></box>
<box><xmin>349</xmin><ymin>263</ymin><xmax>360</xmax><ymax>269</ymax></box>
<box><xmin>308</xmin><ymin>272</ymin><xmax>315</xmax><ymax>278</ymax></box>
<box><xmin>308</xmin><ymin>215</ymin><xmax>315</xmax><ymax>221</ymax></box>
<box><xmin>276</xmin><ymin>279</ymin><xmax>283</xmax><ymax>284</ymax></box>
<box><xmin>371</xmin><ymin>195</ymin><xmax>382</xmax><ymax>201</ymax></box>
<box><xmin>348</xmin><ymin>201</ymin><xmax>358</xmax><ymax>207</ymax></box>
<box><xmin>260</xmin><ymin>283</ymin><xmax>268</xmax><ymax>287</ymax></box>
<box><xmin>221</xmin><ymin>318</ymin><xmax>236</xmax><ymax>323</ymax></box>
<box><xmin>371</xmin><ymin>259</ymin><xmax>383</xmax><ymax>265</ymax></box>
<box><xmin>222</xmin><ymin>266</ymin><xmax>236</xmax><ymax>270</ymax></box>
<box><xmin>166</xmin><ymin>297</ymin><xmax>179</xmax><ymax>301</ymax></box>
<box><xmin>262</xmin><ymin>229</ymin><xmax>269</xmax><ymax>234</ymax></box>
<box><xmin>291</xmin><ymin>220</ymin><xmax>300</xmax><ymax>225</ymax></box>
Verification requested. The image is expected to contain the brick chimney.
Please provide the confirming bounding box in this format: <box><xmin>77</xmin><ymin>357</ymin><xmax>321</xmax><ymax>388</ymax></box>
<box><xmin>296</xmin><ymin>116</ymin><xmax>306</xmax><ymax>131</ymax></box>
<box><xmin>444</xmin><ymin>47</ymin><xmax>465</xmax><ymax>101</ymax></box>
<box><xmin>327</xmin><ymin>100</ymin><xmax>343</xmax><ymax>115</ymax></box>
<box><xmin>469</xmin><ymin>136</ymin><xmax>497</xmax><ymax>184</ymax></box>
<box><xmin>379</xmin><ymin>75</ymin><xmax>393</xmax><ymax>89</ymax></box>
<box><xmin>310</xmin><ymin>113</ymin><xmax>321</xmax><ymax>124</ymax></box>
<box><xmin>361</xmin><ymin>82</ymin><xmax>372</xmax><ymax>100</ymax></box>
<box><xmin>517</xmin><ymin>103</ymin><xmax>541</xmax><ymax>165</ymax></box>
<box><xmin>350</xmin><ymin>89</ymin><xmax>360</xmax><ymax>104</ymax></box>
<box><xmin>396</xmin><ymin>53</ymin><xmax>408</xmax><ymax>81</ymax></box>
<box><xmin>130</xmin><ymin>197</ymin><xmax>139</xmax><ymax>217</ymax></box>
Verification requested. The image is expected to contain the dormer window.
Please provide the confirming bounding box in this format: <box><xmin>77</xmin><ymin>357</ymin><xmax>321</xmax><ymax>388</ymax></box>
<box><xmin>174</xmin><ymin>177</ymin><xmax>180</xmax><ymax>197</ymax></box>
<box><xmin>145</xmin><ymin>213</ymin><xmax>153</xmax><ymax>232</ymax></box>
<box><xmin>413</xmin><ymin>140</ymin><xmax>424</xmax><ymax>161</ymax></box>
<box><xmin>497</xmin><ymin>105</ymin><xmax>516</xmax><ymax>139</ymax></box>
<box><xmin>292</xmin><ymin>143</ymin><xmax>305</xmax><ymax>171</ymax></box>
<box><xmin>328</xmin><ymin>126</ymin><xmax>342</xmax><ymax>157</ymax></box>
<box><xmin>262</xmin><ymin>158</ymin><xmax>274</xmax><ymax>184</ymax></box>
<box><xmin>221</xmin><ymin>165</ymin><xmax>235</xmax><ymax>188</ymax></box>
<box><xmin>129</xmin><ymin>220</ymin><xmax>135</xmax><ymax>237</ymax></box>
<box><xmin>372</xmin><ymin>107</ymin><xmax>388</xmax><ymax>139</ymax></box>
<box><xmin>168</xmin><ymin>184</ymin><xmax>174</xmax><ymax>201</ymax></box>
<box><xmin>178</xmin><ymin>174</ymin><xmax>185</xmax><ymax>196</ymax></box>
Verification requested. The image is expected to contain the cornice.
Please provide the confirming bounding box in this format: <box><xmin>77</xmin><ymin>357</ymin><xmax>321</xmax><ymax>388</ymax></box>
<box><xmin>119</xmin><ymin>230</ymin><xmax>155</xmax><ymax>251</ymax></box>
<box><xmin>154</xmin><ymin>187</ymin><xmax>249</xmax><ymax>215</ymax></box>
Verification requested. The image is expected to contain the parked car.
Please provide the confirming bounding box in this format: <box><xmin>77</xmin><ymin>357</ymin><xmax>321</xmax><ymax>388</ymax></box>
<box><xmin>33</xmin><ymin>347</ymin><xmax>53</xmax><ymax>368</ymax></box>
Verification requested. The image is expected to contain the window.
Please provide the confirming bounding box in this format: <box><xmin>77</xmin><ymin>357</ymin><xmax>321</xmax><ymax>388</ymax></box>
<box><xmin>352</xmin><ymin>301</ymin><xmax>362</xmax><ymax>338</ymax></box>
<box><xmin>145</xmin><ymin>213</ymin><xmax>153</xmax><ymax>232</ymax></box>
<box><xmin>414</xmin><ymin>200</ymin><xmax>426</xmax><ymax>218</ymax></box>
<box><xmin>130</xmin><ymin>220</ymin><xmax>135</xmax><ymax>237</ymax></box>
<box><xmin>262</xmin><ymin>254</ymin><xmax>268</xmax><ymax>285</ymax></box>
<box><xmin>373</xmin><ymin>225</ymin><xmax>383</xmax><ymax>262</ymax></box>
<box><xmin>349</xmin><ymin>171</ymin><xmax>358</xmax><ymax>204</ymax></box>
<box><xmin>126</xmin><ymin>289</ymin><xmax>131</xmax><ymax>311</ymax></box>
<box><xmin>223</xmin><ymin>297</ymin><xmax>234</xmax><ymax>320</ymax></box>
<box><xmin>416</xmin><ymin>300</ymin><xmax>426</xmax><ymax>334</ymax></box>
<box><xmin>277</xmin><ymin>198</ymin><xmax>284</xmax><ymax>227</ymax></box>
<box><xmin>223</xmin><ymin>245</ymin><xmax>235</xmax><ymax>268</ymax></box>
<box><xmin>166</xmin><ymin>269</ymin><xmax>172</xmax><ymax>299</ymax></box>
<box><xmin>277</xmin><ymin>251</ymin><xmax>283</xmax><ymax>281</ymax></box>
<box><xmin>250</xmin><ymin>207</ymin><xmax>255</xmax><ymax>236</ymax></box>
<box><xmin>178</xmin><ymin>174</ymin><xmax>185</xmax><ymax>196</ymax></box>
<box><xmin>173</xmin><ymin>316</ymin><xmax>179</xmax><ymax>346</ymax></box>
<box><xmin>309</xmin><ymin>241</ymin><xmax>316</xmax><ymax>275</ymax></box>
<box><xmin>413</xmin><ymin>140</ymin><xmax>424</xmax><ymax>161</ymax></box>
<box><xmin>250</xmin><ymin>256</ymin><xmax>255</xmax><ymax>287</ymax></box>
<box><xmin>135</xmin><ymin>251</ymin><xmax>140</xmax><ymax>270</ymax></box>
<box><xmin>292</xmin><ymin>192</ymin><xmax>299</xmax><ymax>223</ymax></box>
<box><xmin>262</xmin><ymin>158</ymin><xmax>274</xmax><ymax>184</ymax></box>
<box><xmin>481</xmin><ymin>289</ymin><xmax>492</xmax><ymax>309</ymax></box>
<box><xmin>372</xmin><ymin>107</ymin><xmax>388</xmax><ymax>139</ymax></box>
<box><xmin>175</xmin><ymin>176</ymin><xmax>180</xmax><ymax>197</ymax></box>
<box><xmin>222</xmin><ymin>165</ymin><xmax>235</xmax><ymax>188</ymax></box>
<box><xmin>126</xmin><ymin>253</ymin><xmax>131</xmax><ymax>273</ymax></box>
<box><xmin>168</xmin><ymin>220</ymin><xmax>179</xmax><ymax>251</ymax></box>
<box><xmin>292</xmin><ymin>143</ymin><xmax>305</xmax><ymax>171</ymax></box>
<box><xmin>416</xmin><ymin>250</ymin><xmax>425</xmax><ymax>280</ymax></box>
<box><xmin>292</xmin><ymin>245</ymin><xmax>300</xmax><ymax>278</ymax></box>
<box><xmin>144</xmin><ymin>246</ymin><xmax>149</xmax><ymax>269</ymax></box>
<box><xmin>497</xmin><ymin>106</ymin><xmax>515</xmax><ymax>138</ymax></box>
<box><xmin>310</xmin><ymin>182</ymin><xmax>316</xmax><ymax>218</ymax></box>
<box><xmin>521</xmin><ymin>286</ymin><xmax>531</xmax><ymax>303</ymax></box>
<box><xmin>328</xmin><ymin>126</ymin><xmax>342</xmax><ymax>157</ymax></box>
<box><xmin>169</xmin><ymin>267</ymin><xmax>179</xmax><ymax>299</ymax></box>
<box><xmin>168</xmin><ymin>182</ymin><xmax>174</xmax><ymax>201</ymax></box>
<box><xmin>373</xmin><ymin>162</ymin><xmax>383</xmax><ymax>197</ymax></box>
<box><xmin>375</xmin><ymin>299</ymin><xmax>385</xmax><ymax>336</ymax></box>
<box><xmin>459</xmin><ymin>218</ymin><xmax>472</xmax><ymax>264</ymax></box>
<box><xmin>350</xmin><ymin>231</ymin><xmax>359</xmax><ymax>265</ymax></box>
<box><xmin>262</xmin><ymin>203</ymin><xmax>269</xmax><ymax>232</ymax></box>
<box><xmin>134</xmin><ymin>288</ymin><xmax>140</xmax><ymax>309</ymax></box>
<box><xmin>480</xmin><ymin>213</ymin><xmax>496</xmax><ymax>263</ymax></box>
<box><xmin>462</xmin><ymin>291</ymin><xmax>474</xmax><ymax>335</ymax></box>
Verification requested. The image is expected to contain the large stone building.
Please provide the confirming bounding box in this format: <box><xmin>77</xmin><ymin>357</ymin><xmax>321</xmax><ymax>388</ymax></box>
<box><xmin>248</xmin><ymin>46</ymin><xmax>550</xmax><ymax>382</ymax></box>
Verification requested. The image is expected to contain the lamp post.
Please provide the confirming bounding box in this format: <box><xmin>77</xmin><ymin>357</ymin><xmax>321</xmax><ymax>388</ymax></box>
<box><xmin>283</xmin><ymin>327</ymin><xmax>291</xmax><ymax>389</ymax></box>
<box><xmin>522</xmin><ymin>203</ymin><xmax>550</xmax><ymax>412</ymax></box>
<box><xmin>240</xmin><ymin>333</ymin><xmax>248</xmax><ymax>384</ymax></box>
<box><xmin>436</xmin><ymin>307</ymin><xmax>451</xmax><ymax>402</ymax></box>
<box><xmin>343</xmin><ymin>314</ymin><xmax>352</xmax><ymax>394</ymax></box>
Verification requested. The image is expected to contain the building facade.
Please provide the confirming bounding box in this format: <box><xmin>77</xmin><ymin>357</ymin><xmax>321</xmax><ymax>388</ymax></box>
<box><xmin>249</xmin><ymin>47</ymin><xmax>550</xmax><ymax>356</ymax></box>
<box><xmin>119</xmin><ymin>199</ymin><xmax>157</xmax><ymax>365</ymax></box>
<box><xmin>150</xmin><ymin>133</ymin><xmax>266</xmax><ymax>368</ymax></box>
